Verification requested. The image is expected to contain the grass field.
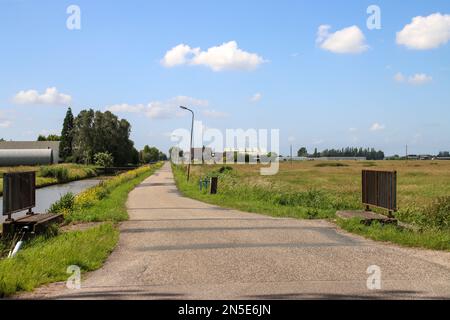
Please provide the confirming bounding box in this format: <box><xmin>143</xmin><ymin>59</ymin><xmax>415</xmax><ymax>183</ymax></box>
<box><xmin>173</xmin><ymin>160</ymin><xmax>450</xmax><ymax>250</ymax></box>
<box><xmin>0</xmin><ymin>163</ymin><xmax>163</xmax><ymax>297</ymax></box>
<box><xmin>0</xmin><ymin>164</ymin><xmax>98</xmax><ymax>196</ymax></box>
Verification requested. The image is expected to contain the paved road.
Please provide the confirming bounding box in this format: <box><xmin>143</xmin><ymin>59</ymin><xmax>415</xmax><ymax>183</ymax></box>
<box><xmin>24</xmin><ymin>163</ymin><xmax>450</xmax><ymax>299</ymax></box>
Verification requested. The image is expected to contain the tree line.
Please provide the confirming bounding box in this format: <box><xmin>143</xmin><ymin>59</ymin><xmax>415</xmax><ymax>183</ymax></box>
<box><xmin>50</xmin><ymin>107</ymin><xmax>167</xmax><ymax>166</ymax></box>
<box><xmin>297</xmin><ymin>147</ymin><xmax>385</xmax><ymax>160</ymax></box>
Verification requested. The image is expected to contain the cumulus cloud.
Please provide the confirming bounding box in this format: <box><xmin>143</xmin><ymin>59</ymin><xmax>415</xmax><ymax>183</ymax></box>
<box><xmin>408</xmin><ymin>73</ymin><xmax>433</xmax><ymax>85</ymax></box>
<box><xmin>160</xmin><ymin>44</ymin><xmax>200</xmax><ymax>67</ymax></box>
<box><xmin>107</xmin><ymin>103</ymin><xmax>145</xmax><ymax>113</ymax></box>
<box><xmin>13</xmin><ymin>87</ymin><xmax>72</xmax><ymax>106</ymax></box>
<box><xmin>106</xmin><ymin>96</ymin><xmax>212</xmax><ymax>119</ymax></box>
<box><xmin>316</xmin><ymin>25</ymin><xmax>369</xmax><ymax>54</ymax></box>
<box><xmin>250</xmin><ymin>93</ymin><xmax>262</xmax><ymax>102</ymax></box>
<box><xmin>394</xmin><ymin>72</ymin><xmax>432</xmax><ymax>85</ymax></box>
<box><xmin>396</xmin><ymin>13</ymin><xmax>450</xmax><ymax>50</ymax></box>
<box><xmin>394</xmin><ymin>72</ymin><xmax>406</xmax><ymax>83</ymax></box>
<box><xmin>161</xmin><ymin>41</ymin><xmax>265</xmax><ymax>71</ymax></box>
<box><xmin>370</xmin><ymin>122</ymin><xmax>385</xmax><ymax>131</ymax></box>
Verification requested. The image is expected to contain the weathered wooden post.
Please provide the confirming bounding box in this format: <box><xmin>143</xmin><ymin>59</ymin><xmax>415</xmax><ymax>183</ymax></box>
<box><xmin>210</xmin><ymin>177</ymin><xmax>218</xmax><ymax>194</ymax></box>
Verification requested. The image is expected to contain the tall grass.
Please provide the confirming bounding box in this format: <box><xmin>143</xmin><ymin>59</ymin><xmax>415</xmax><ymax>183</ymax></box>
<box><xmin>172</xmin><ymin>161</ymin><xmax>450</xmax><ymax>250</ymax></box>
<box><xmin>172</xmin><ymin>164</ymin><xmax>357</xmax><ymax>219</ymax></box>
<box><xmin>337</xmin><ymin>218</ymin><xmax>450</xmax><ymax>251</ymax></box>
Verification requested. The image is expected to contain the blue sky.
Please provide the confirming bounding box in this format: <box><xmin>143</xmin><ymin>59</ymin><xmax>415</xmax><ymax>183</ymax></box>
<box><xmin>1</xmin><ymin>0</ymin><xmax>450</xmax><ymax>156</ymax></box>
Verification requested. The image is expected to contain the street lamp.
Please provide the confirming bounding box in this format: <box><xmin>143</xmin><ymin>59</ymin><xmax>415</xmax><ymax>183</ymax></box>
<box><xmin>180</xmin><ymin>106</ymin><xmax>194</xmax><ymax>182</ymax></box>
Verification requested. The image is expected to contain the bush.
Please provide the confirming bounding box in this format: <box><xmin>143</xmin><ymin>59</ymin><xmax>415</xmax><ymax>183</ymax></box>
<box><xmin>315</xmin><ymin>162</ymin><xmax>349</xmax><ymax>167</ymax></box>
<box><xmin>94</xmin><ymin>152</ymin><xmax>114</xmax><ymax>168</ymax></box>
<box><xmin>48</xmin><ymin>192</ymin><xmax>75</xmax><ymax>214</ymax></box>
<box><xmin>39</xmin><ymin>166</ymin><xmax>69</xmax><ymax>183</ymax></box>
<box><xmin>425</xmin><ymin>196</ymin><xmax>450</xmax><ymax>229</ymax></box>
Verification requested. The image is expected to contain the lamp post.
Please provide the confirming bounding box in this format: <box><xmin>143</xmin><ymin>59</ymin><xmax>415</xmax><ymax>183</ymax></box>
<box><xmin>180</xmin><ymin>106</ymin><xmax>194</xmax><ymax>182</ymax></box>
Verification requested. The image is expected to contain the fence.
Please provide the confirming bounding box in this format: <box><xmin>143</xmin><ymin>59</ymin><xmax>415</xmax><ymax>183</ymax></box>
<box><xmin>362</xmin><ymin>170</ymin><xmax>397</xmax><ymax>214</ymax></box>
<box><xmin>2</xmin><ymin>171</ymin><xmax>36</xmax><ymax>221</ymax></box>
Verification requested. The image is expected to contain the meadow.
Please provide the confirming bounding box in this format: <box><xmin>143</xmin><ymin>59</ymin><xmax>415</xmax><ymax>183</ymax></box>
<box><xmin>0</xmin><ymin>164</ymin><xmax>98</xmax><ymax>196</ymax></box>
<box><xmin>173</xmin><ymin>160</ymin><xmax>450</xmax><ymax>250</ymax></box>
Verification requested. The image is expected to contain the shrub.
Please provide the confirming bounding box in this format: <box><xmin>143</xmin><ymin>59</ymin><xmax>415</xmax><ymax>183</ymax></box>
<box><xmin>39</xmin><ymin>166</ymin><xmax>69</xmax><ymax>183</ymax></box>
<box><xmin>424</xmin><ymin>196</ymin><xmax>450</xmax><ymax>229</ymax></box>
<box><xmin>94</xmin><ymin>152</ymin><xmax>114</xmax><ymax>168</ymax></box>
<box><xmin>48</xmin><ymin>192</ymin><xmax>75</xmax><ymax>214</ymax></box>
<box><xmin>315</xmin><ymin>162</ymin><xmax>349</xmax><ymax>167</ymax></box>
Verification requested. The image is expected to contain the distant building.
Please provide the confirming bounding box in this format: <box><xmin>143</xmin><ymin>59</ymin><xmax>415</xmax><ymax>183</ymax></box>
<box><xmin>0</xmin><ymin>141</ymin><xmax>61</xmax><ymax>166</ymax></box>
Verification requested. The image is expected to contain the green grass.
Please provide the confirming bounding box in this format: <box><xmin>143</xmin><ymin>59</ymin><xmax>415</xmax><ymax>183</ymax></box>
<box><xmin>0</xmin><ymin>223</ymin><xmax>118</xmax><ymax>297</ymax></box>
<box><xmin>0</xmin><ymin>162</ymin><xmax>164</xmax><ymax>297</ymax></box>
<box><xmin>172</xmin><ymin>162</ymin><xmax>450</xmax><ymax>251</ymax></box>
<box><xmin>172</xmin><ymin>164</ymin><xmax>339</xmax><ymax>220</ymax></box>
<box><xmin>337</xmin><ymin>218</ymin><xmax>450</xmax><ymax>251</ymax></box>
<box><xmin>65</xmin><ymin>163</ymin><xmax>163</xmax><ymax>223</ymax></box>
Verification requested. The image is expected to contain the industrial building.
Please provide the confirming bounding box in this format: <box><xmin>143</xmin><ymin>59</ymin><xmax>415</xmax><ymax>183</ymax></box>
<box><xmin>0</xmin><ymin>141</ymin><xmax>61</xmax><ymax>166</ymax></box>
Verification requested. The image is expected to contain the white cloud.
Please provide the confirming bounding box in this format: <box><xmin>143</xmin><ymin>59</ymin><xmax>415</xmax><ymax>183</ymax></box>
<box><xmin>107</xmin><ymin>103</ymin><xmax>145</xmax><ymax>113</ymax></box>
<box><xmin>161</xmin><ymin>41</ymin><xmax>265</xmax><ymax>71</ymax></box>
<box><xmin>394</xmin><ymin>72</ymin><xmax>432</xmax><ymax>85</ymax></box>
<box><xmin>202</xmin><ymin>110</ymin><xmax>229</xmax><ymax>118</ymax></box>
<box><xmin>370</xmin><ymin>122</ymin><xmax>385</xmax><ymax>131</ymax></box>
<box><xmin>0</xmin><ymin>111</ymin><xmax>12</xmax><ymax>128</ymax></box>
<box><xmin>316</xmin><ymin>25</ymin><xmax>369</xmax><ymax>54</ymax></box>
<box><xmin>0</xmin><ymin>120</ymin><xmax>11</xmax><ymax>128</ymax></box>
<box><xmin>349</xmin><ymin>127</ymin><xmax>358</xmax><ymax>132</ymax></box>
<box><xmin>408</xmin><ymin>73</ymin><xmax>433</xmax><ymax>85</ymax></box>
<box><xmin>396</xmin><ymin>13</ymin><xmax>450</xmax><ymax>50</ymax></box>
<box><xmin>250</xmin><ymin>93</ymin><xmax>262</xmax><ymax>102</ymax></box>
<box><xmin>13</xmin><ymin>87</ymin><xmax>72</xmax><ymax>106</ymax></box>
<box><xmin>160</xmin><ymin>44</ymin><xmax>200</xmax><ymax>67</ymax></box>
<box><xmin>106</xmin><ymin>96</ymin><xmax>210</xmax><ymax>119</ymax></box>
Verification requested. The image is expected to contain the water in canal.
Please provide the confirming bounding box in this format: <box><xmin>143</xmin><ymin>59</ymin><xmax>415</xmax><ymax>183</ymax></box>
<box><xmin>0</xmin><ymin>179</ymin><xmax>101</xmax><ymax>223</ymax></box>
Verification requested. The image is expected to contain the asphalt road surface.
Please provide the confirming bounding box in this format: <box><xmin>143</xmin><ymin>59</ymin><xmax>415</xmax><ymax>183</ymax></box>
<box><xmin>22</xmin><ymin>163</ymin><xmax>450</xmax><ymax>299</ymax></box>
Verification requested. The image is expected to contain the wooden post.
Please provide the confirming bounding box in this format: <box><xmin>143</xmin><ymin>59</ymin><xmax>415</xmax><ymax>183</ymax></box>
<box><xmin>210</xmin><ymin>177</ymin><xmax>218</xmax><ymax>194</ymax></box>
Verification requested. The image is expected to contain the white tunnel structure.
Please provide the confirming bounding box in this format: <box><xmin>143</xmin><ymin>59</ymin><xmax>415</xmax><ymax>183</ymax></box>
<box><xmin>0</xmin><ymin>149</ymin><xmax>54</xmax><ymax>166</ymax></box>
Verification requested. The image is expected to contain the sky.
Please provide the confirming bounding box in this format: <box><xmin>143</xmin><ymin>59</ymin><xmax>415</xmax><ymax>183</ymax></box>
<box><xmin>1</xmin><ymin>0</ymin><xmax>450</xmax><ymax>156</ymax></box>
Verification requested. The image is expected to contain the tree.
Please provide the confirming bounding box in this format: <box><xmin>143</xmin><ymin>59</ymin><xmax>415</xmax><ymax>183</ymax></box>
<box><xmin>297</xmin><ymin>147</ymin><xmax>308</xmax><ymax>157</ymax></box>
<box><xmin>71</xmin><ymin>109</ymin><xmax>135</xmax><ymax>166</ymax></box>
<box><xmin>140</xmin><ymin>145</ymin><xmax>160</xmax><ymax>163</ymax></box>
<box><xmin>60</xmin><ymin>107</ymin><xmax>74</xmax><ymax>161</ymax></box>
<box><xmin>94</xmin><ymin>152</ymin><xmax>114</xmax><ymax>168</ymax></box>
<box><xmin>37</xmin><ymin>134</ymin><xmax>61</xmax><ymax>141</ymax></box>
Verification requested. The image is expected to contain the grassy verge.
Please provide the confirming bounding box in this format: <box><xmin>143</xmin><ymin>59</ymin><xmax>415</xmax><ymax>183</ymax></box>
<box><xmin>172</xmin><ymin>164</ymin><xmax>341</xmax><ymax>219</ymax></box>
<box><xmin>0</xmin><ymin>162</ymin><xmax>163</xmax><ymax>297</ymax></box>
<box><xmin>337</xmin><ymin>218</ymin><xmax>450</xmax><ymax>251</ymax></box>
<box><xmin>61</xmin><ymin>162</ymin><xmax>164</xmax><ymax>223</ymax></box>
<box><xmin>0</xmin><ymin>164</ymin><xmax>98</xmax><ymax>196</ymax></box>
<box><xmin>172</xmin><ymin>163</ymin><xmax>450</xmax><ymax>251</ymax></box>
<box><xmin>0</xmin><ymin>223</ymin><xmax>118</xmax><ymax>297</ymax></box>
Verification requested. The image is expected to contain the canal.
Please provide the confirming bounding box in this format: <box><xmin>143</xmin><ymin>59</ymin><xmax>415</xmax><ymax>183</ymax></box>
<box><xmin>0</xmin><ymin>179</ymin><xmax>101</xmax><ymax>223</ymax></box>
